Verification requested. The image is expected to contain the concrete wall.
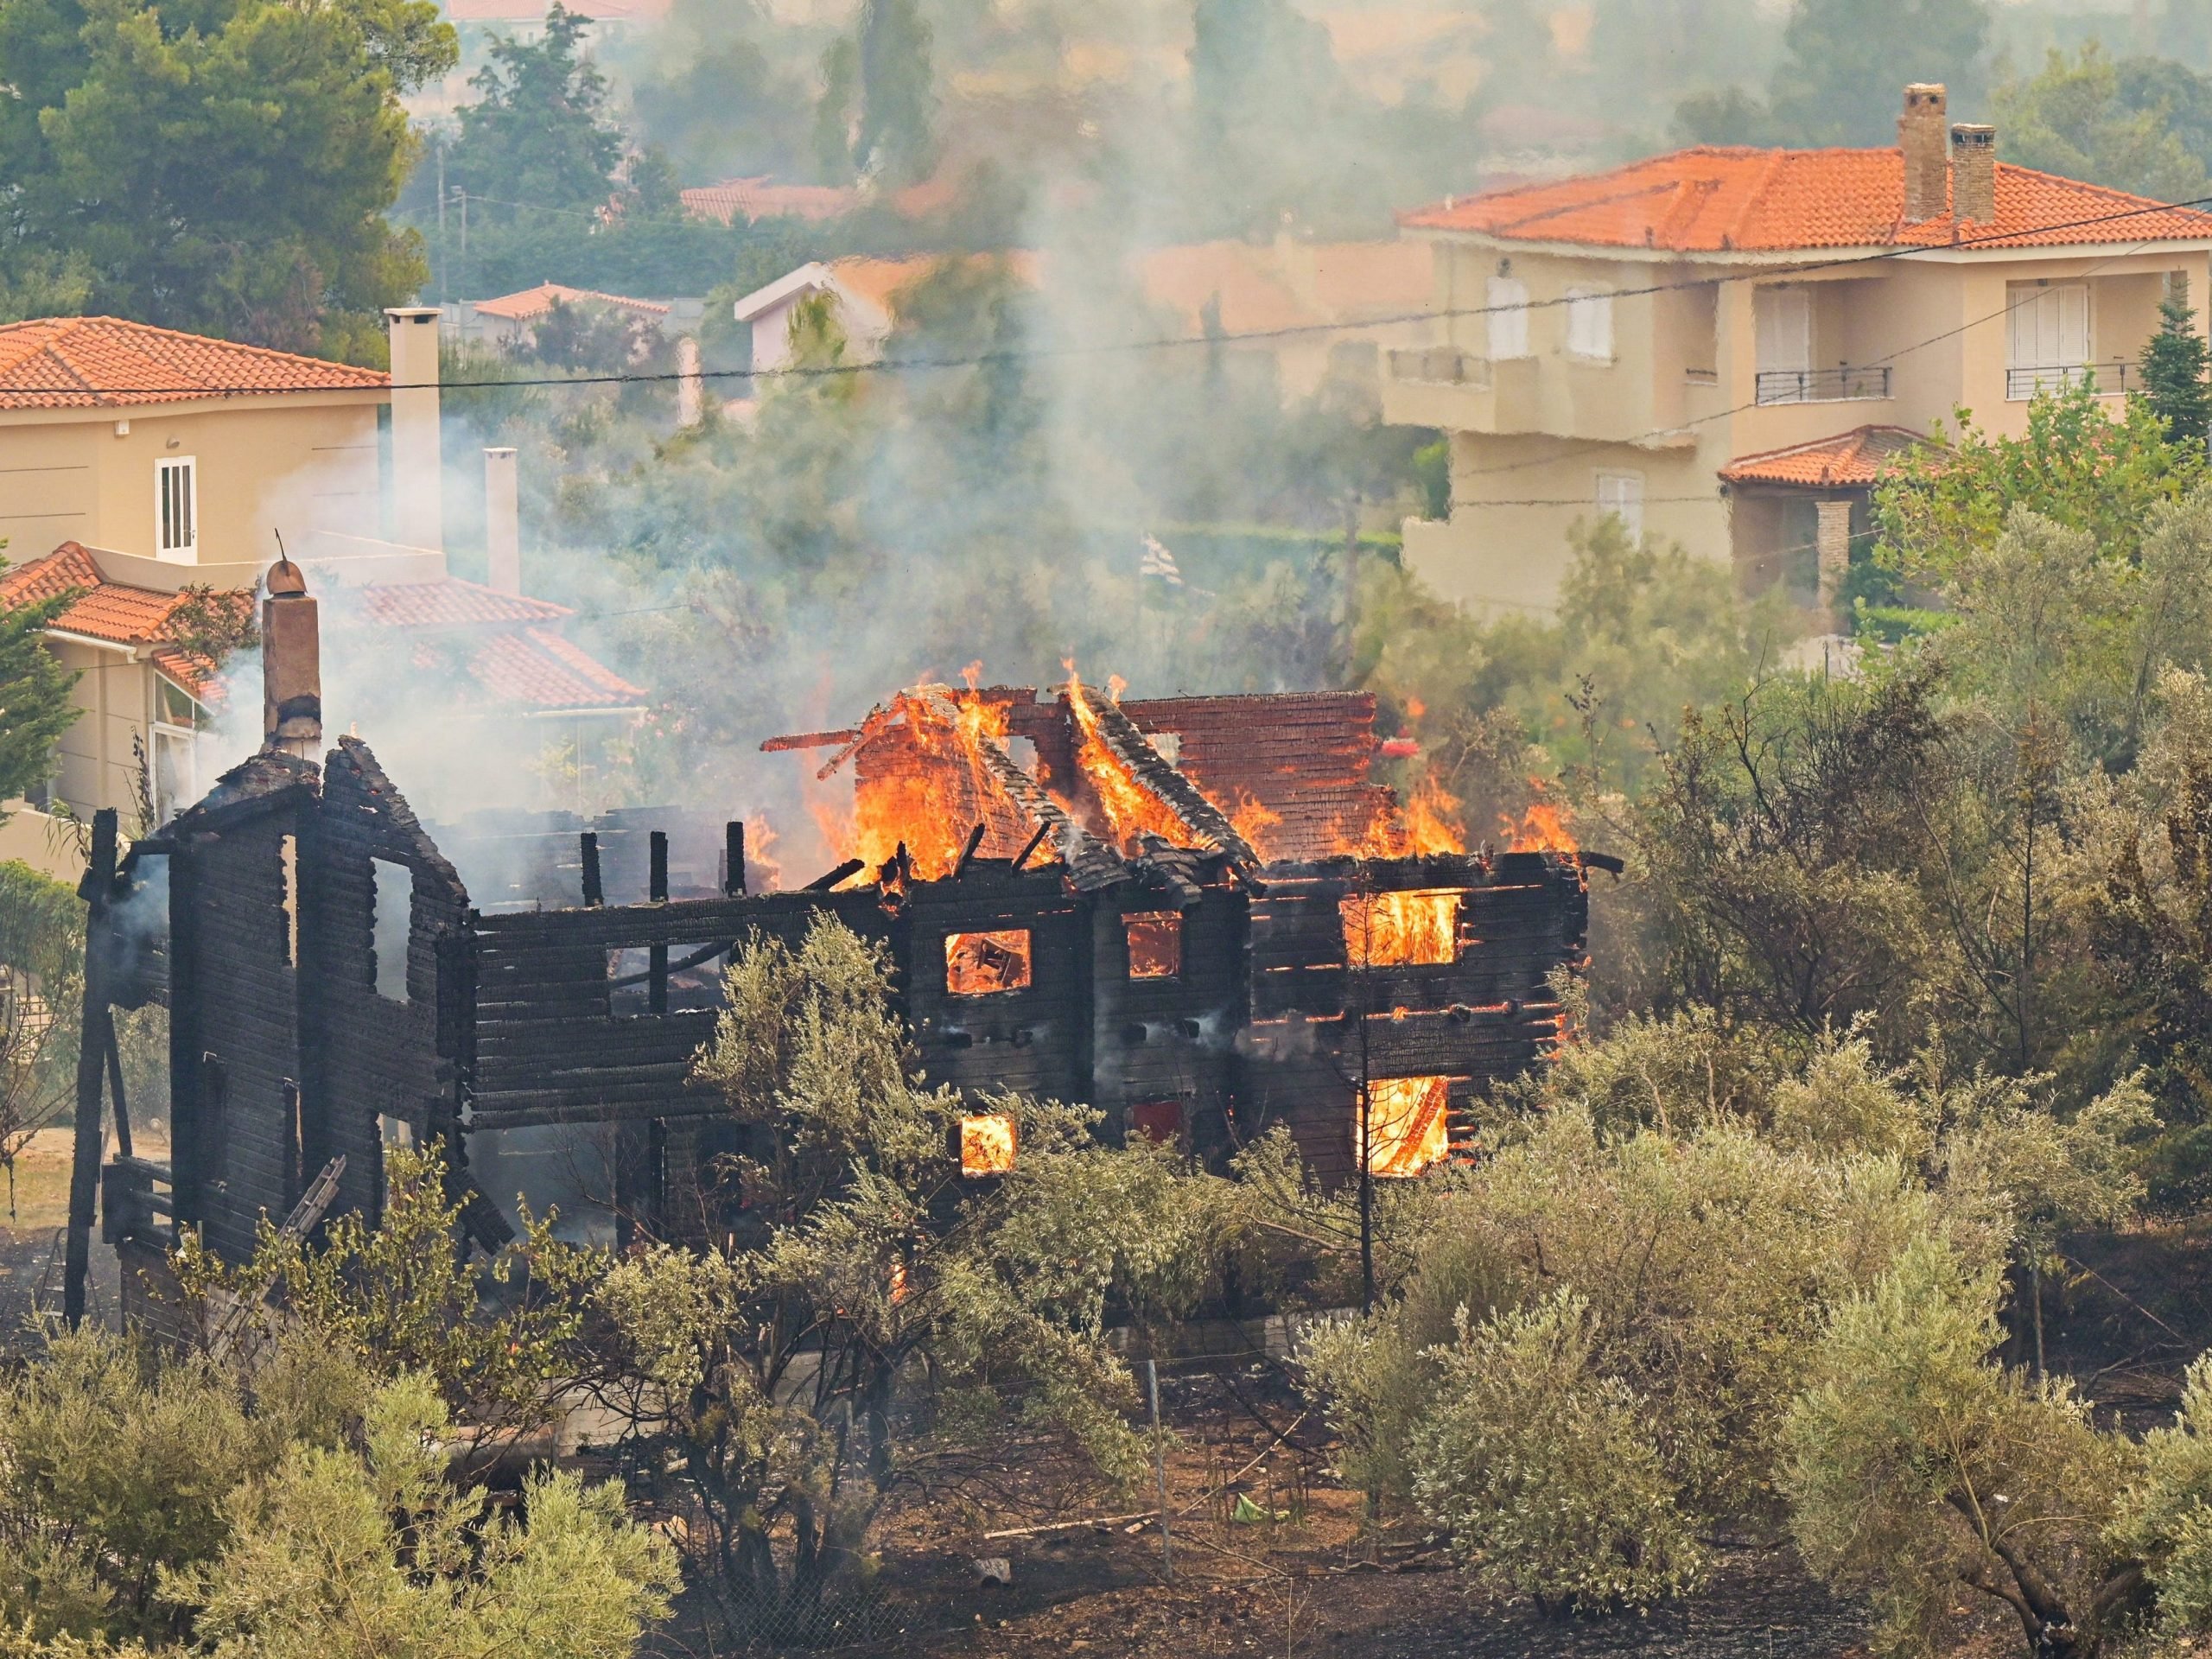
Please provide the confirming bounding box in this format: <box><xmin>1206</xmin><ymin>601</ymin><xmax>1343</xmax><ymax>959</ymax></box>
<box><xmin>0</xmin><ymin>396</ymin><xmax>381</xmax><ymax>572</ymax></box>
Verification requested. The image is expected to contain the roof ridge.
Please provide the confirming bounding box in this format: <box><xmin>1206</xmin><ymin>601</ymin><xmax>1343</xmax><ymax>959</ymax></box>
<box><xmin>0</xmin><ymin>315</ymin><xmax>388</xmax><ymax>380</ymax></box>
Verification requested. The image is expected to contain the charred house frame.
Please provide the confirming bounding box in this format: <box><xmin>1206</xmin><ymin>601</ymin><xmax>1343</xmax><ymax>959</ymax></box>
<box><xmin>66</xmin><ymin>572</ymin><xmax>1611</xmax><ymax>1321</ymax></box>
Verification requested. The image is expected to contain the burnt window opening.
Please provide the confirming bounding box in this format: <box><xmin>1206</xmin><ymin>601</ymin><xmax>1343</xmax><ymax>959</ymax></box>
<box><xmin>371</xmin><ymin>858</ymin><xmax>412</xmax><ymax>1002</ymax></box>
<box><xmin>283</xmin><ymin>1078</ymin><xmax>302</xmax><ymax>1191</ymax></box>
<box><xmin>279</xmin><ymin>835</ymin><xmax>298</xmax><ymax>968</ymax></box>
<box><xmin>378</xmin><ymin>1114</ymin><xmax>414</xmax><ymax>1149</ymax></box>
<box><xmin>945</xmin><ymin>930</ymin><xmax>1031</xmax><ymax>996</ymax></box>
<box><xmin>959</xmin><ymin>1112</ymin><xmax>1016</xmax><ymax>1174</ymax></box>
<box><xmin>1123</xmin><ymin>912</ymin><xmax>1182</xmax><ymax>979</ymax></box>
<box><xmin>1357</xmin><ymin>1075</ymin><xmax>1453</xmax><ymax>1178</ymax></box>
<box><xmin>1341</xmin><ymin>890</ymin><xmax>1461</xmax><ymax>968</ymax></box>
<box><xmin>607</xmin><ymin>942</ymin><xmax>728</xmax><ymax>1017</ymax></box>
<box><xmin>1130</xmin><ymin>1098</ymin><xmax>1185</xmax><ymax>1146</ymax></box>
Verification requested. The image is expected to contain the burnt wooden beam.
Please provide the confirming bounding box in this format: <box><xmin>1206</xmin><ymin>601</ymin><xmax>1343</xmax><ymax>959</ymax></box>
<box><xmin>580</xmin><ymin>832</ymin><xmax>603</xmax><ymax>907</ymax></box>
<box><xmin>759</xmin><ymin>728</ymin><xmax>861</xmax><ymax>752</ymax></box>
<box><xmin>104</xmin><ymin>1020</ymin><xmax>132</xmax><ymax>1160</ymax></box>
<box><xmin>1010</xmin><ymin>821</ymin><xmax>1051</xmax><ymax>873</ymax></box>
<box><xmin>951</xmin><ymin>822</ymin><xmax>988</xmax><ymax>880</ymax></box>
<box><xmin>725</xmin><ymin>821</ymin><xmax>746</xmax><ymax>897</ymax></box>
<box><xmin>805</xmin><ymin>858</ymin><xmax>867</xmax><ymax>892</ymax></box>
<box><xmin>64</xmin><ymin>808</ymin><xmax>118</xmax><ymax>1328</ymax></box>
<box><xmin>648</xmin><ymin>831</ymin><xmax>669</xmax><ymax>1017</ymax></box>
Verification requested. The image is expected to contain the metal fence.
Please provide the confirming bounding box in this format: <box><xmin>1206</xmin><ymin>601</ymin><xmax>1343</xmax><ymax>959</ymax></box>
<box><xmin>2006</xmin><ymin>361</ymin><xmax>2133</xmax><ymax>399</ymax></box>
<box><xmin>1753</xmin><ymin>365</ymin><xmax>1891</xmax><ymax>404</ymax></box>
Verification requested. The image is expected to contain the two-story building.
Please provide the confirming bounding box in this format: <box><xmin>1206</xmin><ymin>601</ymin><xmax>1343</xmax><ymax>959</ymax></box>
<box><xmin>0</xmin><ymin>309</ymin><xmax>642</xmax><ymax>863</ymax></box>
<box><xmin>1383</xmin><ymin>85</ymin><xmax>2212</xmax><ymax>616</ymax></box>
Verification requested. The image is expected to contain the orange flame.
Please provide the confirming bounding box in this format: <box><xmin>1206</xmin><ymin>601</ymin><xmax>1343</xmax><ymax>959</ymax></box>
<box><xmin>1064</xmin><ymin>667</ymin><xmax>1195</xmax><ymax>853</ymax></box>
<box><xmin>1501</xmin><ymin>795</ymin><xmax>1578</xmax><ymax>854</ymax></box>
<box><xmin>1229</xmin><ymin>791</ymin><xmax>1284</xmax><ymax>861</ymax></box>
<box><xmin>960</xmin><ymin>1113</ymin><xmax>1017</xmax><ymax>1175</ymax></box>
<box><xmin>1357</xmin><ymin>1076</ymin><xmax>1452</xmax><ymax>1176</ymax></box>
<box><xmin>848</xmin><ymin>687</ymin><xmax>1020</xmax><ymax>879</ymax></box>
<box><xmin>1342</xmin><ymin>889</ymin><xmax>1460</xmax><ymax>967</ymax></box>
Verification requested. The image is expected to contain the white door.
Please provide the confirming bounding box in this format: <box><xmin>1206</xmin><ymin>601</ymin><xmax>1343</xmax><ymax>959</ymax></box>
<box><xmin>1755</xmin><ymin>287</ymin><xmax>1812</xmax><ymax>402</ymax></box>
<box><xmin>1486</xmin><ymin>276</ymin><xmax>1529</xmax><ymax>360</ymax></box>
<box><xmin>2006</xmin><ymin>283</ymin><xmax>2090</xmax><ymax>394</ymax></box>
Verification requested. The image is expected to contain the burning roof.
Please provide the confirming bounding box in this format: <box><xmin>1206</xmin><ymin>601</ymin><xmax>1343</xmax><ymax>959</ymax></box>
<box><xmin>766</xmin><ymin>674</ymin><xmax>1576</xmax><ymax>889</ymax></box>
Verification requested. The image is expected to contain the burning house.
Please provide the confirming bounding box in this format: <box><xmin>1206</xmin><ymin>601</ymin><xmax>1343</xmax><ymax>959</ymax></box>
<box><xmin>63</xmin><ymin>563</ymin><xmax>1611</xmax><ymax>1326</ymax></box>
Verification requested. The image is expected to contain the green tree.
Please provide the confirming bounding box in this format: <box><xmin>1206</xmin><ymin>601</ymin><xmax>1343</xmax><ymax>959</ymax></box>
<box><xmin>0</xmin><ymin>570</ymin><xmax>84</xmax><ymax>809</ymax></box>
<box><xmin>0</xmin><ymin>0</ymin><xmax>454</xmax><ymax>359</ymax></box>
<box><xmin>1766</xmin><ymin>0</ymin><xmax>1992</xmax><ymax>143</ymax></box>
<box><xmin>853</xmin><ymin>0</ymin><xmax>935</xmax><ymax>187</ymax></box>
<box><xmin>2142</xmin><ymin>285</ymin><xmax>2212</xmax><ymax>450</ymax></box>
<box><xmin>1783</xmin><ymin>1235</ymin><xmax>2148</xmax><ymax>1656</ymax></box>
<box><xmin>1992</xmin><ymin>45</ymin><xmax>2211</xmax><ymax>203</ymax></box>
<box><xmin>0</xmin><ymin>861</ymin><xmax>84</xmax><ymax>1221</ymax></box>
<box><xmin>592</xmin><ymin>917</ymin><xmax>1224</xmax><ymax>1641</ymax></box>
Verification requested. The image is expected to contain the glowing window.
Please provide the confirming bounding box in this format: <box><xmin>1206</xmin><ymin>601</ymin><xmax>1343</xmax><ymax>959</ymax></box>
<box><xmin>1131</xmin><ymin>1099</ymin><xmax>1184</xmax><ymax>1145</ymax></box>
<box><xmin>945</xmin><ymin>929</ymin><xmax>1032</xmax><ymax>995</ymax></box>
<box><xmin>1124</xmin><ymin>912</ymin><xmax>1181</xmax><ymax>979</ymax></box>
<box><xmin>1340</xmin><ymin>890</ymin><xmax>1459</xmax><ymax>967</ymax></box>
<box><xmin>960</xmin><ymin>1113</ymin><xmax>1016</xmax><ymax>1174</ymax></box>
<box><xmin>1358</xmin><ymin>1076</ymin><xmax>1453</xmax><ymax>1178</ymax></box>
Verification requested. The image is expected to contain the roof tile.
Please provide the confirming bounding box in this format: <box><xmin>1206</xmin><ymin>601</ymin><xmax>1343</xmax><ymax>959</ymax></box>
<box><xmin>0</xmin><ymin>317</ymin><xmax>385</xmax><ymax>410</ymax></box>
<box><xmin>1400</xmin><ymin>146</ymin><xmax>2212</xmax><ymax>251</ymax></box>
<box><xmin>1720</xmin><ymin>424</ymin><xmax>1931</xmax><ymax>487</ymax></box>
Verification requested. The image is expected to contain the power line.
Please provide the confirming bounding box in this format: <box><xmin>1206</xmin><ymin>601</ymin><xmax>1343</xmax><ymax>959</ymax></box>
<box><xmin>8</xmin><ymin>192</ymin><xmax>2212</xmax><ymax>397</ymax></box>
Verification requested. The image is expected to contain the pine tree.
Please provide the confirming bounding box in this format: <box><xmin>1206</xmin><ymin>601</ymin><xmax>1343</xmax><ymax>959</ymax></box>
<box><xmin>2140</xmin><ymin>284</ymin><xmax>2212</xmax><ymax>450</ymax></box>
<box><xmin>854</xmin><ymin>0</ymin><xmax>935</xmax><ymax>187</ymax></box>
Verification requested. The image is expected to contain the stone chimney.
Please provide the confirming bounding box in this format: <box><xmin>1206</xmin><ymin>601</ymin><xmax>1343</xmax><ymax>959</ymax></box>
<box><xmin>1950</xmin><ymin>122</ymin><xmax>1996</xmax><ymax>224</ymax></box>
<box><xmin>261</xmin><ymin>557</ymin><xmax>321</xmax><ymax>761</ymax></box>
<box><xmin>385</xmin><ymin>306</ymin><xmax>443</xmax><ymax>554</ymax></box>
<box><xmin>1900</xmin><ymin>84</ymin><xmax>1949</xmax><ymax>223</ymax></box>
<box><xmin>675</xmin><ymin>336</ymin><xmax>703</xmax><ymax>428</ymax></box>
<box><xmin>484</xmin><ymin>447</ymin><xmax>520</xmax><ymax>596</ymax></box>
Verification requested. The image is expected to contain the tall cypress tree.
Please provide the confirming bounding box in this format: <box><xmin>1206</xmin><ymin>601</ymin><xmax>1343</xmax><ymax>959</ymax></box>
<box><xmin>2140</xmin><ymin>284</ymin><xmax>2212</xmax><ymax>450</ymax></box>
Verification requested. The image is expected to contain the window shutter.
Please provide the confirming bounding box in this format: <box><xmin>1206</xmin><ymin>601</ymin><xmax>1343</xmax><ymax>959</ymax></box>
<box><xmin>1486</xmin><ymin>276</ymin><xmax>1529</xmax><ymax>359</ymax></box>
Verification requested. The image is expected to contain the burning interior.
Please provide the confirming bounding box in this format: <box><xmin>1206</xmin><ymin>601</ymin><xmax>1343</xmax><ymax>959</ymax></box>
<box><xmin>62</xmin><ymin>569</ymin><xmax>1612</xmax><ymax>1328</ymax></box>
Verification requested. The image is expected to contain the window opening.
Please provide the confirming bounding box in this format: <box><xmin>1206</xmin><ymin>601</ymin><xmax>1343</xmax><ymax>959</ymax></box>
<box><xmin>2006</xmin><ymin>282</ymin><xmax>2091</xmax><ymax>396</ymax></box>
<box><xmin>1124</xmin><ymin>911</ymin><xmax>1182</xmax><ymax>978</ymax></box>
<box><xmin>960</xmin><ymin>1113</ymin><xmax>1017</xmax><ymax>1174</ymax></box>
<box><xmin>945</xmin><ymin>929</ymin><xmax>1032</xmax><ymax>995</ymax></box>
<box><xmin>1753</xmin><ymin>285</ymin><xmax>1813</xmax><ymax>398</ymax></box>
<box><xmin>1358</xmin><ymin>1076</ymin><xmax>1453</xmax><ymax>1177</ymax></box>
<box><xmin>1594</xmin><ymin>471</ymin><xmax>1645</xmax><ymax>540</ymax></box>
<box><xmin>156</xmin><ymin>456</ymin><xmax>196</xmax><ymax>561</ymax></box>
<box><xmin>607</xmin><ymin>941</ymin><xmax>727</xmax><ymax>1016</ymax></box>
<box><xmin>1486</xmin><ymin>276</ymin><xmax>1530</xmax><ymax>359</ymax></box>
<box><xmin>1131</xmin><ymin>1099</ymin><xmax>1185</xmax><ymax>1145</ymax></box>
<box><xmin>371</xmin><ymin>857</ymin><xmax>412</xmax><ymax>1001</ymax></box>
<box><xmin>1565</xmin><ymin>288</ymin><xmax>1613</xmax><ymax>360</ymax></box>
<box><xmin>279</xmin><ymin>835</ymin><xmax>298</xmax><ymax>967</ymax></box>
<box><xmin>1340</xmin><ymin>890</ymin><xmax>1460</xmax><ymax>967</ymax></box>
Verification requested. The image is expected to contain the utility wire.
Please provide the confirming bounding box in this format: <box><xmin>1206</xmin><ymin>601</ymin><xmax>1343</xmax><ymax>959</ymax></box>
<box><xmin>7</xmin><ymin>193</ymin><xmax>2211</xmax><ymax>397</ymax></box>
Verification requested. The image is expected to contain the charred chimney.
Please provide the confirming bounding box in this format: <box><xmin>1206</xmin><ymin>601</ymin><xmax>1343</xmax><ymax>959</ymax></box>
<box><xmin>261</xmin><ymin>557</ymin><xmax>321</xmax><ymax>760</ymax></box>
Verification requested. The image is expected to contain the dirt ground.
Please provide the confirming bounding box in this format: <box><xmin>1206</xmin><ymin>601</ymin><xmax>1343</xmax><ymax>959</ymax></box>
<box><xmin>0</xmin><ymin>1127</ymin><xmax>128</xmax><ymax>1342</ymax></box>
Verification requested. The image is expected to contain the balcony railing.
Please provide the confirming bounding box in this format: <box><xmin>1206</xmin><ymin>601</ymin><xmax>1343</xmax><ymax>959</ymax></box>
<box><xmin>1753</xmin><ymin>365</ymin><xmax>1892</xmax><ymax>405</ymax></box>
<box><xmin>2006</xmin><ymin>360</ymin><xmax>2134</xmax><ymax>400</ymax></box>
<box><xmin>1387</xmin><ymin>346</ymin><xmax>1491</xmax><ymax>386</ymax></box>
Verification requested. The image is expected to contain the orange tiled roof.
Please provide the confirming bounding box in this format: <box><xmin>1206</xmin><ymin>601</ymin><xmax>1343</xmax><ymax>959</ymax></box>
<box><xmin>470</xmin><ymin>283</ymin><xmax>670</xmax><ymax>322</ymax></box>
<box><xmin>355</xmin><ymin>577</ymin><xmax>572</xmax><ymax>627</ymax></box>
<box><xmin>435</xmin><ymin>627</ymin><xmax>646</xmax><ymax>711</ymax></box>
<box><xmin>1399</xmin><ymin>147</ymin><xmax>2212</xmax><ymax>251</ymax></box>
<box><xmin>682</xmin><ymin>177</ymin><xmax>861</xmax><ymax>226</ymax></box>
<box><xmin>0</xmin><ymin>317</ymin><xmax>386</xmax><ymax>410</ymax></box>
<box><xmin>1720</xmin><ymin>424</ymin><xmax>1931</xmax><ymax>487</ymax></box>
<box><xmin>1</xmin><ymin>542</ymin><xmax>212</xmax><ymax>645</ymax></box>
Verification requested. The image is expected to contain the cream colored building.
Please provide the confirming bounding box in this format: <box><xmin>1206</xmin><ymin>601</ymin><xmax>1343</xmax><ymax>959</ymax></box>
<box><xmin>1383</xmin><ymin>86</ymin><xmax>2212</xmax><ymax>616</ymax></box>
<box><xmin>0</xmin><ymin>309</ymin><xmax>641</xmax><ymax>864</ymax></box>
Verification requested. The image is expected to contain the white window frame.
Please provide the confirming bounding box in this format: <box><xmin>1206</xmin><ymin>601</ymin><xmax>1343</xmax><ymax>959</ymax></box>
<box><xmin>2005</xmin><ymin>282</ymin><xmax>2093</xmax><ymax>397</ymax></box>
<box><xmin>1486</xmin><ymin>276</ymin><xmax>1530</xmax><ymax>360</ymax></box>
<box><xmin>1565</xmin><ymin>287</ymin><xmax>1614</xmax><ymax>362</ymax></box>
<box><xmin>150</xmin><ymin>721</ymin><xmax>195</xmax><ymax>826</ymax></box>
<box><xmin>1595</xmin><ymin>470</ymin><xmax>1645</xmax><ymax>540</ymax></box>
<box><xmin>155</xmin><ymin>455</ymin><xmax>196</xmax><ymax>562</ymax></box>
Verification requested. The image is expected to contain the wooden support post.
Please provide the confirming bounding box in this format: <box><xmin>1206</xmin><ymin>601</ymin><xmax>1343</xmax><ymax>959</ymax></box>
<box><xmin>1011</xmin><ymin>821</ymin><xmax>1050</xmax><ymax>873</ymax></box>
<box><xmin>64</xmin><ymin>809</ymin><xmax>118</xmax><ymax>1329</ymax></box>
<box><xmin>724</xmin><ymin>820</ymin><xmax>746</xmax><ymax>897</ymax></box>
<box><xmin>951</xmin><ymin>822</ymin><xmax>987</xmax><ymax>880</ymax></box>
<box><xmin>580</xmin><ymin>832</ymin><xmax>603</xmax><ymax>906</ymax></box>
<box><xmin>104</xmin><ymin>1020</ymin><xmax>132</xmax><ymax>1160</ymax></box>
<box><xmin>648</xmin><ymin>831</ymin><xmax>669</xmax><ymax>1015</ymax></box>
<box><xmin>1147</xmin><ymin>1357</ymin><xmax>1173</xmax><ymax>1583</ymax></box>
